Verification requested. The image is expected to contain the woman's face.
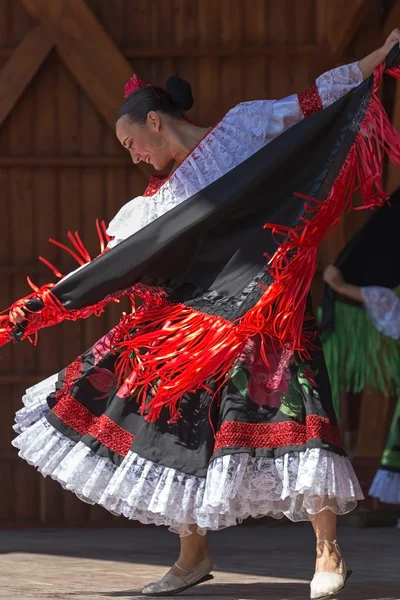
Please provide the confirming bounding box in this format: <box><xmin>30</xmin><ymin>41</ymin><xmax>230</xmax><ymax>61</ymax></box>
<box><xmin>116</xmin><ymin>113</ymin><xmax>172</xmax><ymax>171</ymax></box>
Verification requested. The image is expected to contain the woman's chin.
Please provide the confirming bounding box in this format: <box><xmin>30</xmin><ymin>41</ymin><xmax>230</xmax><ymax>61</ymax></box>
<box><xmin>152</xmin><ymin>162</ymin><xmax>168</xmax><ymax>172</ymax></box>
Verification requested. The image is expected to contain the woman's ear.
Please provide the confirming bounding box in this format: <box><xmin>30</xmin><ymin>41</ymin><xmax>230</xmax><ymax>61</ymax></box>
<box><xmin>147</xmin><ymin>111</ymin><xmax>161</xmax><ymax>132</ymax></box>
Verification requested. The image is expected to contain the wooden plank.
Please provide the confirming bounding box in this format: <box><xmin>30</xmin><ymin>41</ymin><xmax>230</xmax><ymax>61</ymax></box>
<box><xmin>384</xmin><ymin>1</ymin><xmax>400</xmax><ymax>38</ymax></box>
<box><xmin>197</xmin><ymin>0</ymin><xmax>222</xmax><ymax>125</ymax></box>
<box><xmin>267</xmin><ymin>0</ymin><xmax>291</xmax><ymax>100</ymax></box>
<box><xmin>172</xmin><ymin>0</ymin><xmax>199</xmax><ymax>112</ymax></box>
<box><xmin>242</xmin><ymin>0</ymin><xmax>267</xmax><ymax>101</ymax></box>
<box><xmin>0</xmin><ymin>375</ymin><xmax>53</xmax><ymax>385</ymax></box>
<box><xmin>173</xmin><ymin>0</ymin><xmax>199</xmax><ymax>49</ymax></box>
<box><xmin>0</xmin><ymin>43</ymin><xmax>317</xmax><ymax>59</ymax></box>
<box><xmin>0</xmin><ymin>464</ymin><xmax>14</xmax><ymax>521</ymax></box>
<box><xmin>0</xmin><ymin>156</ymin><xmax>131</xmax><ymax>166</ymax></box>
<box><xmin>10</xmin><ymin>0</ymin><xmax>35</xmax><ymax>45</ymax></box>
<box><xmin>123</xmin><ymin>0</ymin><xmax>151</xmax><ymax>50</ymax></box>
<box><xmin>7</xmin><ymin>60</ymin><xmax>38</xmax><ymax>521</ymax></box>
<box><xmin>14</xmin><ymin>461</ymin><xmax>40</xmax><ymax>522</ymax></box>
<box><xmin>0</xmin><ymin>264</ymin><xmax>61</xmax><ymax>275</ymax></box>
<box><xmin>20</xmin><ymin>0</ymin><xmax>151</xmax><ymax>179</ymax></box>
<box><xmin>56</xmin><ymin>54</ymin><xmax>89</xmax><ymax>525</ymax></box>
<box><xmin>19</xmin><ymin>0</ymin><xmax>132</xmax><ymax>127</ymax></box>
<box><xmin>325</xmin><ymin>0</ymin><xmax>369</xmax><ymax>55</ymax></box>
<box><xmin>0</xmin><ymin>157</ymin><xmax>12</xmax><ymax>344</ymax></box>
<box><xmin>0</xmin><ymin>0</ymin><xmax>11</xmax><ymax>51</ymax></box>
<box><xmin>32</xmin><ymin>50</ymin><xmax>63</xmax><ymax>524</ymax></box>
<box><xmin>0</xmin><ymin>24</ymin><xmax>53</xmax><ymax>128</ymax></box>
<box><xmin>105</xmin><ymin>167</ymin><xmax>137</xmax><ymax>330</ymax></box>
<box><xmin>289</xmin><ymin>0</ymin><xmax>315</xmax><ymax>45</ymax></box>
<box><xmin>220</xmin><ymin>0</ymin><xmax>243</xmax><ymax>115</ymax></box>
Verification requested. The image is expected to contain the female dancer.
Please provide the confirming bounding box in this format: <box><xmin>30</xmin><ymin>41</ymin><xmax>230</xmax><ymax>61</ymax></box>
<box><xmin>7</xmin><ymin>31</ymin><xmax>400</xmax><ymax>599</ymax></box>
<box><xmin>324</xmin><ymin>261</ymin><xmax>400</xmax><ymax>514</ymax></box>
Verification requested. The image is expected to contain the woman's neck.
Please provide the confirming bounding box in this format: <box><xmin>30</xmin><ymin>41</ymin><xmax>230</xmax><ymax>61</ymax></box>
<box><xmin>168</xmin><ymin>121</ymin><xmax>212</xmax><ymax>169</ymax></box>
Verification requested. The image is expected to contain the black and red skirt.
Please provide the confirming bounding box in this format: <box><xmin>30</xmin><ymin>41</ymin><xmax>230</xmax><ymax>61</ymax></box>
<box><xmin>13</xmin><ymin>289</ymin><xmax>362</xmax><ymax>535</ymax></box>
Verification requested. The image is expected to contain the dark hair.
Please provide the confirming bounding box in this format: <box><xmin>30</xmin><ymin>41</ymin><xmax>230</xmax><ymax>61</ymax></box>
<box><xmin>117</xmin><ymin>76</ymin><xmax>194</xmax><ymax>125</ymax></box>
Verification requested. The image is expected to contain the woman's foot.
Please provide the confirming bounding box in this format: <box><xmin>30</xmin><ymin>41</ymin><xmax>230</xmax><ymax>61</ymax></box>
<box><xmin>314</xmin><ymin>538</ymin><xmax>342</xmax><ymax>574</ymax></box>
<box><xmin>169</xmin><ymin>544</ymin><xmax>210</xmax><ymax>575</ymax></box>
<box><xmin>310</xmin><ymin>539</ymin><xmax>349</xmax><ymax>600</ymax></box>
<box><xmin>141</xmin><ymin>556</ymin><xmax>213</xmax><ymax>596</ymax></box>
<box><xmin>142</xmin><ymin>527</ymin><xmax>213</xmax><ymax>596</ymax></box>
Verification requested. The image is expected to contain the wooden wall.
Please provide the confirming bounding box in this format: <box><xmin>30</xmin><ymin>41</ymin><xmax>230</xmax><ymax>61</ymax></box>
<box><xmin>0</xmin><ymin>0</ymin><xmax>390</xmax><ymax>526</ymax></box>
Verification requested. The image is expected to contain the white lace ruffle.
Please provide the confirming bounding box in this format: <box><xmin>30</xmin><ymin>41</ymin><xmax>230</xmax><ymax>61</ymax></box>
<box><xmin>361</xmin><ymin>286</ymin><xmax>400</xmax><ymax>339</ymax></box>
<box><xmin>316</xmin><ymin>62</ymin><xmax>363</xmax><ymax>108</ymax></box>
<box><xmin>369</xmin><ymin>469</ymin><xmax>400</xmax><ymax>505</ymax></box>
<box><xmin>13</xmin><ymin>373</ymin><xmax>58</xmax><ymax>434</ymax></box>
<box><xmin>13</xmin><ymin>409</ymin><xmax>364</xmax><ymax>536</ymax></box>
<box><xmin>107</xmin><ymin>63</ymin><xmax>362</xmax><ymax>248</ymax></box>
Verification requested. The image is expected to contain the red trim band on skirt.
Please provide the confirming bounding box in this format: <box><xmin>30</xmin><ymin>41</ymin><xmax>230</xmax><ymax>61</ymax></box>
<box><xmin>52</xmin><ymin>394</ymin><xmax>134</xmax><ymax>457</ymax></box>
<box><xmin>213</xmin><ymin>415</ymin><xmax>341</xmax><ymax>452</ymax></box>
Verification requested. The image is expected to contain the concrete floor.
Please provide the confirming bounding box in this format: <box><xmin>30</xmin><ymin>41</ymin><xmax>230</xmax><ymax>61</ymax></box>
<box><xmin>0</xmin><ymin>523</ymin><xmax>399</xmax><ymax>600</ymax></box>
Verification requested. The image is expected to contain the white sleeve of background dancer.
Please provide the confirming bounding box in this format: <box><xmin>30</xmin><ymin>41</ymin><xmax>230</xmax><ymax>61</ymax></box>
<box><xmin>361</xmin><ymin>286</ymin><xmax>400</xmax><ymax>339</ymax></box>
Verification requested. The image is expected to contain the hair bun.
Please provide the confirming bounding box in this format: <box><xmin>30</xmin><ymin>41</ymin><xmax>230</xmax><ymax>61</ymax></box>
<box><xmin>165</xmin><ymin>76</ymin><xmax>194</xmax><ymax>112</ymax></box>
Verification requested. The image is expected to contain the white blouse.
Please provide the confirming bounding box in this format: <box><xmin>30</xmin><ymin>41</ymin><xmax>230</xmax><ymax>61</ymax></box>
<box><xmin>107</xmin><ymin>62</ymin><xmax>363</xmax><ymax>248</ymax></box>
<box><xmin>361</xmin><ymin>287</ymin><xmax>400</xmax><ymax>339</ymax></box>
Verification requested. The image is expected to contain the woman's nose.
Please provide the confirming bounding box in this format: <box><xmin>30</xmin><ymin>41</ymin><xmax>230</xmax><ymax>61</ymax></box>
<box><xmin>129</xmin><ymin>149</ymin><xmax>141</xmax><ymax>164</ymax></box>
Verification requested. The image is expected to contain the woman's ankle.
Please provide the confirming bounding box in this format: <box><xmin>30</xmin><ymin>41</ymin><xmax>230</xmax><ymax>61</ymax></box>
<box><xmin>315</xmin><ymin>540</ymin><xmax>342</xmax><ymax>573</ymax></box>
<box><xmin>176</xmin><ymin>548</ymin><xmax>209</xmax><ymax>571</ymax></box>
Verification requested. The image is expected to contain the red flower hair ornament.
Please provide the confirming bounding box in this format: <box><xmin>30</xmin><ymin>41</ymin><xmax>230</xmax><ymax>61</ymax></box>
<box><xmin>124</xmin><ymin>74</ymin><xmax>151</xmax><ymax>98</ymax></box>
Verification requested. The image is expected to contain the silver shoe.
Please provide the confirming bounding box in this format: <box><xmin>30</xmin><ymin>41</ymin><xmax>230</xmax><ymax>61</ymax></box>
<box><xmin>310</xmin><ymin>539</ymin><xmax>352</xmax><ymax>600</ymax></box>
<box><xmin>141</xmin><ymin>557</ymin><xmax>214</xmax><ymax>597</ymax></box>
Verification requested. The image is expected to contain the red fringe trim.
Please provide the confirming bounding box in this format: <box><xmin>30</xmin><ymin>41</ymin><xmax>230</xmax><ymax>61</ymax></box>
<box><xmin>0</xmin><ymin>283</ymin><xmax>163</xmax><ymax>348</ymax></box>
<box><xmin>39</xmin><ymin>219</ymin><xmax>111</xmax><ymax>278</ymax></box>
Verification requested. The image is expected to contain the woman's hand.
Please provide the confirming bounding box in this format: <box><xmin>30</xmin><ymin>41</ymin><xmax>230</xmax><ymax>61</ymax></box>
<box><xmin>358</xmin><ymin>29</ymin><xmax>400</xmax><ymax>79</ymax></box>
<box><xmin>323</xmin><ymin>265</ymin><xmax>345</xmax><ymax>293</ymax></box>
<box><xmin>9</xmin><ymin>306</ymin><xmax>26</xmax><ymax>325</ymax></box>
<box><xmin>380</xmin><ymin>28</ymin><xmax>400</xmax><ymax>61</ymax></box>
<box><xmin>323</xmin><ymin>265</ymin><xmax>364</xmax><ymax>303</ymax></box>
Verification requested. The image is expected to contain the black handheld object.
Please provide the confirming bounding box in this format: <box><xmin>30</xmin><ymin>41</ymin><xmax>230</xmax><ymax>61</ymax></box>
<box><xmin>12</xmin><ymin>297</ymin><xmax>44</xmax><ymax>342</ymax></box>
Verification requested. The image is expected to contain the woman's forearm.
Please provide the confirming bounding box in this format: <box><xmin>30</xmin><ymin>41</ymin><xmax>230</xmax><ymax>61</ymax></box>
<box><xmin>358</xmin><ymin>48</ymin><xmax>386</xmax><ymax>80</ymax></box>
<box><xmin>334</xmin><ymin>282</ymin><xmax>364</xmax><ymax>304</ymax></box>
<box><xmin>358</xmin><ymin>29</ymin><xmax>400</xmax><ymax>79</ymax></box>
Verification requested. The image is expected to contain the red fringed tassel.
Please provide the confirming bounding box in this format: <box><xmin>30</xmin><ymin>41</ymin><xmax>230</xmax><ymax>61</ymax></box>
<box><xmin>39</xmin><ymin>219</ymin><xmax>111</xmax><ymax>278</ymax></box>
<box><xmin>0</xmin><ymin>282</ymin><xmax>162</xmax><ymax>349</ymax></box>
<box><xmin>113</xmin><ymin>303</ymin><xmax>247</xmax><ymax>422</ymax></box>
<box><xmin>237</xmin><ymin>64</ymin><xmax>400</xmax><ymax>355</ymax></box>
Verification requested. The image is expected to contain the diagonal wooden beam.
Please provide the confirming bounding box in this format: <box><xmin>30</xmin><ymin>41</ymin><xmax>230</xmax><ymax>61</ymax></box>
<box><xmin>19</xmin><ymin>0</ymin><xmax>149</xmax><ymax>178</ymax></box>
<box><xmin>19</xmin><ymin>0</ymin><xmax>132</xmax><ymax>128</ymax></box>
<box><xmin>326</xmin><ymin>0</ymin><xmax>370</xmax><ymax>56</ymax></box>
<box><xmin>0</xmin><ymin>24</ymin><xmax>53</xmax><ymax>128</ymax></box>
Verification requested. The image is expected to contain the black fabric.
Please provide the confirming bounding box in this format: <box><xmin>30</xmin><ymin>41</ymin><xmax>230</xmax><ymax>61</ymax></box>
<box><xmin>49</xmin><ymin>75</ymin><xmax>378</xmax><ymax>311</ymax></box>
<box><xmin>319</xmin><ymin>187</ymin><xmax>400</xmax><ymax>336</ymax></box>
<box><xmin>46</xmin><ymin>316</ymin><xmax>343</xmax><ymax>477</ymax></box>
